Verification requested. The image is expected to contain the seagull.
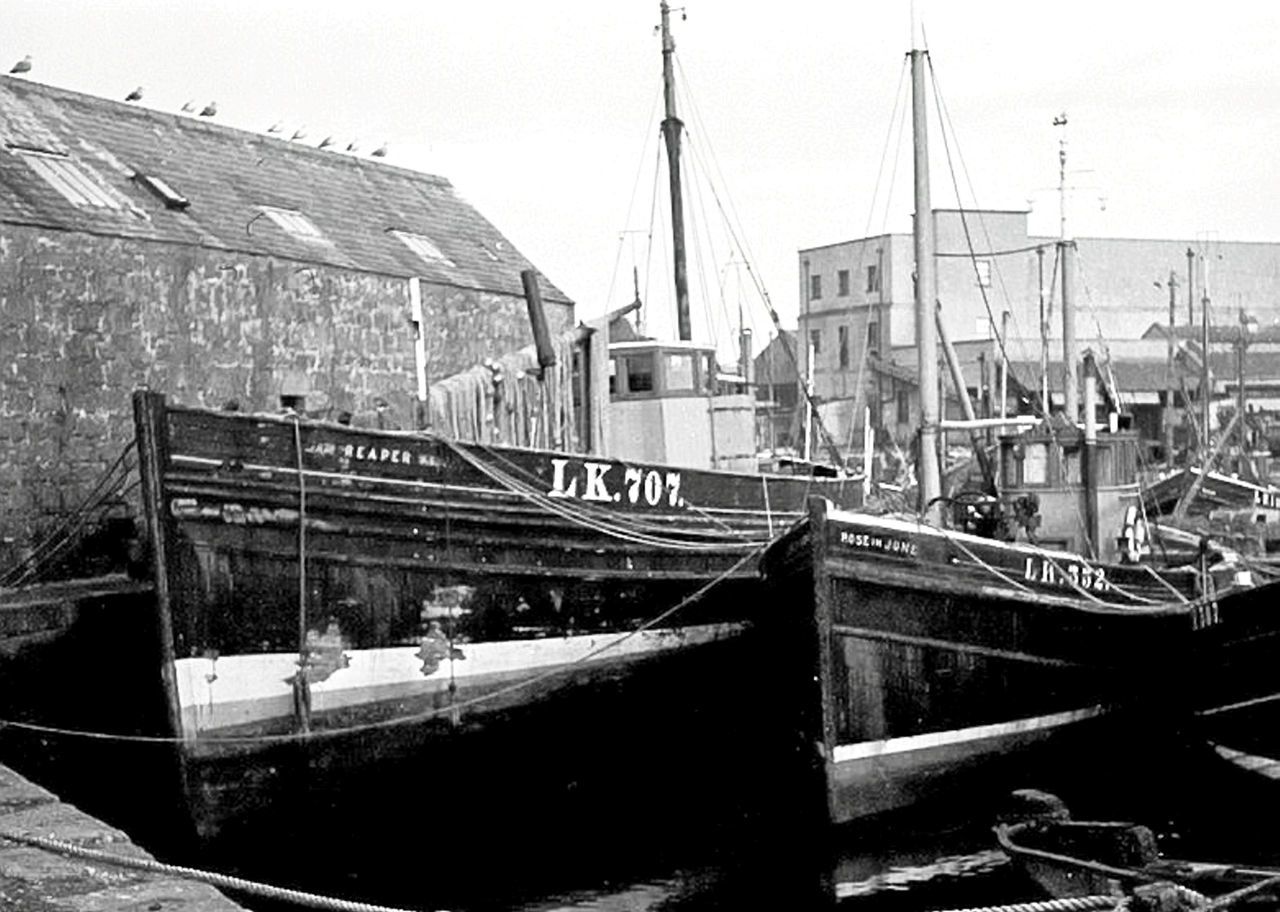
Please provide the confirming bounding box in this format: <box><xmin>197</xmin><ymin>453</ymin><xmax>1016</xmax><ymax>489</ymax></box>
<box><xmin>181</xmin><ymin>99</ymin><xmax>196</xmax><ymax>112</ymax></box>
<box><xmin>318</xmin><ymin>136</ymin><xmax>333</xmax><ymax>150</ymax></box>
<box><xmin>290</xmin><ymin>126</ymin><xmax>307</xmax><ymax>141</ymax></box>
<box><xmin>199</xmin><ymin>101</ymin><xmax>218</xmax><ymax>117</ymax></box>
<box><xmin>267</xmin><ymin>121</ymin><xmax>283</xmax><ymax>134</ymax></box>
<box><xmin>9</xmin><ymin>55</ymin><xmax>31</xmax><ymax>75</ymax></box>
<box><xmin>344</xmin><ymin>140</ymin><xmax>359</xmax><ymax>153</ymax></box>
<box><xmin>371</xmin><ymin>142</ymin><xmax>388</xmax><ymax>158</ymax></box>
<box><xmin>125</xmin><ymin>86</ymin><xmax>143</xmax><ymax>102</ymax></box>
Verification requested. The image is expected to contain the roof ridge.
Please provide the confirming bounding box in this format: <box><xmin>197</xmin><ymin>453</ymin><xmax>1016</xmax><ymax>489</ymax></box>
<box><xmin>0</xmin><ymin>74</ymin><xmax>450</xmax><ymax>186</ymax></box>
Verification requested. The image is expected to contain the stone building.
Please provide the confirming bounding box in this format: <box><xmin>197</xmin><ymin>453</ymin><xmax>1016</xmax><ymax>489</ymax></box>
<box><xmin>0</xmin><ymin>75</ymin><xmax>573</xmax><ymax>563</ymax></box>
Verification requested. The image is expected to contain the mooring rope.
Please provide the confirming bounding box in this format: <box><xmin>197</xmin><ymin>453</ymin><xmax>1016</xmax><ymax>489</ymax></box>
<box><xmin>924</xmin><ymin>898</ymin><xmax>1119</xmax><ymax>912</ymax></box>
<box><xmin>0</xmin><ymin>828</ymin><xmax>435</xmax><ymax>912</ymax></box>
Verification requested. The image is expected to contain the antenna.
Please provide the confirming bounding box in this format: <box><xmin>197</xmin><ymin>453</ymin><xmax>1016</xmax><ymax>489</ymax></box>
<box><xmin>1053</xmin><ymin>112</ymin><xmax>1068</xmax><ymax>240</ymax></box>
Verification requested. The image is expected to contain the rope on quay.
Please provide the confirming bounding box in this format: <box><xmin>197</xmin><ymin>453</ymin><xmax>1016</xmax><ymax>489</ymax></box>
<box><xmin>0</xmin><ymin>828</ymin><xmax>440</xmax><ymax>912</ymax></box>
<box><xmin>925</xmin><ymin>896</ymin><xmax>1121</xmax><ymax>912</ymax></box>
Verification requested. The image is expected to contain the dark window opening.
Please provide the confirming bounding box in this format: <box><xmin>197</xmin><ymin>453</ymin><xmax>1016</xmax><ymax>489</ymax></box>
<box><xmin>625</xmin><ymin>354</ymin><xmax>654</xmax><ymax>393</ymax></box>
<box><xmin>810</xmin><ymin>274</ymin><xmax>823</xmax><ymax>300</ymax></box>
<box><xmin>837</xmin><ymin>269</ymin><xmax>850</xmax><ymax>296</ymax></box>
<box><xmin>838</xmin><ymin>326</ymin><xmax>849</xmax><ymax>369</ymax></box>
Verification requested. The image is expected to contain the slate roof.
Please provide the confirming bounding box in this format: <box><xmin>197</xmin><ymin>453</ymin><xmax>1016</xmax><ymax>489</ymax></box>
<box><xmin>0</xmin><ymin>76</ymin><xmax>570</xmax><ymax>303</ymax></box>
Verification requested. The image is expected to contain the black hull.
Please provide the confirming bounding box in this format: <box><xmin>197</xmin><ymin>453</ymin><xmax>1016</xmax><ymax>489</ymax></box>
<box><xmin>10</xmin><ymin>390</ymin><xmax>854</xmax><ymax>856</ymax></box>
<box><xmin>763</xmin><ymin>499</ymin><xmax>1280</xmax><ymax>826</ymax></box>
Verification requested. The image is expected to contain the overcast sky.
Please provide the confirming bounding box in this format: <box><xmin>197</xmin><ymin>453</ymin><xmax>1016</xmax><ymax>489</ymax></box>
<box><xmin>6</xmin><ymin>1</ymin><xmax>1278</xmax><ymax>356</ymax></box>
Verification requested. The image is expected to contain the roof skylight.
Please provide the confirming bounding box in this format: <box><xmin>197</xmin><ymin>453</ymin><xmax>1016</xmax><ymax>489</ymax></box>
<box><xmin>15</xmin><ymin>149</ymin><xmax>123</xmax><ymax>209</ymax></box>
<box><xmin>391</xmin><ymin>230</ymin><xmax>455</xmax><ymax>267</ymax></box>
<box><xmin>261</xmin><ymin>207</ymin><xmax>325</xmax><ymax>242</ymax></box>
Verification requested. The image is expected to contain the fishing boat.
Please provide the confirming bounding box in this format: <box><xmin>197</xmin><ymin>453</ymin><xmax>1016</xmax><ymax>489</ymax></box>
<box><xmin>760</xmin><ymin>35</ymin><xmax>1280</xmax><ymax>827</ymax></box>
<box><xmin>0</xmin><ymin>1</ymin><xmax>859</xmax><ymax>857</ymax></box>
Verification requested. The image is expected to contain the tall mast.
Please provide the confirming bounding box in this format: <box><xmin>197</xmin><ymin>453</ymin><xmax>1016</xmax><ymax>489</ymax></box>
<box><xmin>659</xmin><ymin>0</ymin><xmax>692</xmax><ymax>341</ymax></box>
<box><xmin>910</xmin><ymin>45</ymin><xmax>941</xmax><ymax>518</ymax></box>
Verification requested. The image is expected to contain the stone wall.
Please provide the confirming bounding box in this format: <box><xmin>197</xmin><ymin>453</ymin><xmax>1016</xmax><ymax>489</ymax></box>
<box><xmin>0</xmin><ymin>225</ymin><xmax>573</xmax><ymax>566</ymax></box>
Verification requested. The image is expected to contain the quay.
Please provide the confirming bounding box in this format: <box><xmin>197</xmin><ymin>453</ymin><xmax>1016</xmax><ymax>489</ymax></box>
<box><xmin>0</xmin><ymin>762</ymin><xmax>244</xmax><ymax>912</ymax></box>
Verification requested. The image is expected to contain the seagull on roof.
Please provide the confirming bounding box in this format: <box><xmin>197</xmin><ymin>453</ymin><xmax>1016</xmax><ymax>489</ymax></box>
<box><xmin>267</xmin><ymin>121</ymin><xmax>283</xmax><ymax>134</ymax></box>
<box><xmin>125</xmin><ymin>86</ymin><xmax>143</xmax><ymax>102</ymax></box>
<box><xmin>9</xmin><ymin>56</ymin><xmax>32</xmax><ymax>75</ymax></box>
<box><xmin>290</xmin><ymin>126</ymin><xmax>307</xmax><ymax>141</ymax></box>
<box><xmin>181</xmin><ymin>99</ymin><xmax>196</xmax><ymax>112</ymax></box>
<box><xmin>199</xmin><ymin>101</ymin><xmax>218</xmax><ymax>117</ymax></box>
<box><xmin>371</xmin><ymin>142</ymin><xmax>388</xmax><ymax>158</ymax></box>
<box><xmin>345</xmin><ymin>140</ymin><xmax>359</xmax><ymax>153</ymax></box>
<box><xmin>318</xmin><ymin>136</ymin><xmax>334</xmax><ymax>150</ymax></box>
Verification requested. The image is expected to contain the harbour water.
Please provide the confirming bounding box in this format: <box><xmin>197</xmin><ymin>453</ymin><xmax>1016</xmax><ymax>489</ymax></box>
<box><xmin>204</xmin><ymin>730</ymin><xmax>1271</xmax><ymax>912</ymax></box>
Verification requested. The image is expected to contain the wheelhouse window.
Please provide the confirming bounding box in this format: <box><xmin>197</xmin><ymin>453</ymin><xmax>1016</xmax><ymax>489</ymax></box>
<box><xmin>624</xmin><ymin>354</ymin><xmax>654</xmax><ymax>393</ymax></box>
<box><xmin>667</xmin><ymin>353</ymin><xmax>695</xmax><ymax>391</ymax></box>
<box><xmin>1023</xmin><ymin>443</ymin><xmax>1049</xmax><ymax>485</ymax></box>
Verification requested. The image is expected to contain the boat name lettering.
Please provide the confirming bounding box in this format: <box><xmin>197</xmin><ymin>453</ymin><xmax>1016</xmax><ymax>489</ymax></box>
<box><xmin>1022</xmin><ymin>557</ymin><xmax>1109</xmax><ymax>592</ymax></box>
<box><xmin>547</xmin><ymin>458</ymin><xmax>684</xmax><ymax>507</ymax></box>
<box><xmin>305</xmin><ymin>440</ymin><xmax>444</xmax><ymax>469</ymax></box>
<box><xmin>838</xmin><ymin>530</ymin><xmax>918</xmax><ymax>556</ymax></box>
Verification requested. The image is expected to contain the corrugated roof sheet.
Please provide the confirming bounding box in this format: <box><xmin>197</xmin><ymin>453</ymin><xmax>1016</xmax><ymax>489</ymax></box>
<box><xmin>0</xmin><ymin>76</ymin><xmax>570</xmax><ymax>303</ymax></box>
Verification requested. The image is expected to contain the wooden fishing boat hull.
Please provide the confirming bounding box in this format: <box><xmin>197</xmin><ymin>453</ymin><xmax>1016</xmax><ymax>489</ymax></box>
<box><xmin>127</xmin><ymin>391</ymin><xmax>861</xmax><ymax>845</ymax></box>
<box><xmin>762</xmin><ymin>498</ymin><xmax>1280</xmax><ymax>825</ymax></box>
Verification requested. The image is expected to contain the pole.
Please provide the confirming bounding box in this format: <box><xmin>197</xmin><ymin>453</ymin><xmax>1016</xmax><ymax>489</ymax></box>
<box><xmin>1165</xmin><ymin>271</ymin><xmax>1177</xmax><ymax>462</ymax></box>
<box><xmin>937</xmin><ymin>307</ymin><xmax>995</xmax><ymax>490</ymax></box>
<box><xmin>999</xmin><ymin>310</ymin><xmax>1009</xmax><ymax>423</ymax></box>
<box><xmin>1186</xmin><ymin>246</ymin><xmax>1195</xmax><ymax>328</ymax></box>
<box><xmin>1237</xmin><ymin>312</ymin><xmax>1249</xmax><ymax>468</ymax></box>
<box><xmin>659</xmin><ymin>0</ymin><xmax>692</xmax><ymax>341</ymax></box>
<box><xmin>911</xmin><ymin>47</ymin><xmax>941</xmax><ymax>519</ymax></box>
<box><xmin>1082</xmin><ymin>352</ymin><xmax>1099</xmax><ymax>559</ymax></box>
<box><xmin>1201</xmin><ymin>260</ymin><xmax>1212</xmax><ymax>457</ymax></box>
<box><xmin>804</xmin><ymin>340</ymin><xmax>815</xmax><ymax>463</ymax></box>
<box><xmin>1061</xmin><ymin>241</ymin><xmax>1079</xmax><ymax>422</ymax></box>
<box><xmin>1037</xmin><ymin>246</ymin><xmax>1048</xmax><ymax>414</ymax></box>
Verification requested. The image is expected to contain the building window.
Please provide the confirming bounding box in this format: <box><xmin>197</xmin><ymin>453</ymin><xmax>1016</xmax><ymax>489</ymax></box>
<box><xmin>809</xmin><ymin>329</ymin><xmax>821</xmax><ymax>356</ymax></box>
<box><xmin>261</xmin><ymin>207</ymin><xmax>325</xmax><ymax>242</ymax></box>
<box><xmin>896</xmin><ymin>388</ymin><xmax>910</xmax><ymax>424</ymax></box>
<box><xmin>810</xmin><ymin>274</ymin><xmax>822</xmax><ymax>300</ymax></box>
<box><xmin>866</xmin><ymin>264</ymin><xmax>880</xmax><ymax>293</ymax></box>
<box><xmin>975</xmin><ymin>258</ymin><xmax>991</xmax><ymax>288</ymax></box>
<box><xmin>392</xmin><ymin>229</ymin><xmax>456</xmax><ymax>267</ymax></box>
<box><xmin>837</xmin><ymin>269</ymin><xmax>850</xmax><ymax>296</ymax></box>
<box><xmin>17</xmin><ymin>149</ymin><xmax>123</xmax><ymax>209</ymax></box>
<box><xmin>867</xmin><ymin>320</ymin><xmax>880</xmax><ymax>354</ymax></box>
<box><xmin>838</xmin><ymin>326</ymin><xmax>849</xmax><ymax>369</ymax></box>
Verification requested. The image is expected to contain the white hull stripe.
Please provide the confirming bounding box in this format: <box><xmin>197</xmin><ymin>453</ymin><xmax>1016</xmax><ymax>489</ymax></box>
<box><xmin>1211</xmin><ymin>742</ymin><xmax>1280</xmax><ymax>780</ymax></box>
<box><xmin>831</xmin><ymin>705</ymin><xmax>1105</xmax><ymax>765</ymax></box>
<box><xmin>174</xmin><ymin>622</ymin><xmax>742</xmax><ymax>738</ymax></box>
